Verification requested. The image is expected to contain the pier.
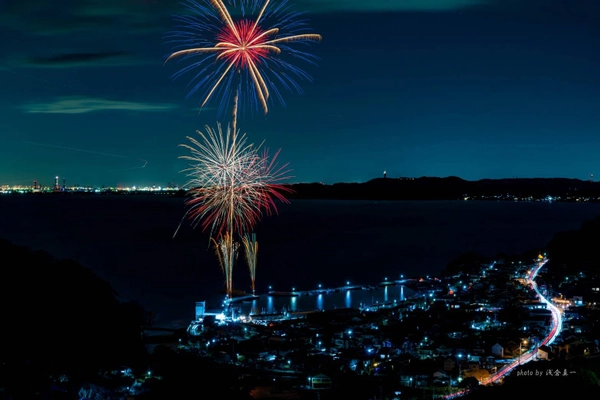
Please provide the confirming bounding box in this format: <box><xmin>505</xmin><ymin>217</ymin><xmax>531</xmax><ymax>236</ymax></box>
<box><xmin>261</xmin><ymin>280</ymin><xmax>413</xmax><ymax>299</ymax></box>
<box><xmin>193</xmin><ymin>278</ymin><xmax>419</xmax><ymax>326</ymax></box>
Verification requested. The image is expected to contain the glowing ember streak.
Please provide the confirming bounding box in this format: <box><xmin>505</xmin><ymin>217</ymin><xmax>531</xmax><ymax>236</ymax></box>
<box><xmin>242</xmin><ymin>233</ymin><xmax>258</xmax><ymax>295</ymax></box>
<box><xmin>213</xmin><ymin>231</ymin><xmax>238</xmax><ymax>299</ymax></box>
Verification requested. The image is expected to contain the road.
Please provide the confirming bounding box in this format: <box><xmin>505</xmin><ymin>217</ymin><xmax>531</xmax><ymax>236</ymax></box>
<box><xmin>444</xmin><ymin>257</ymin><xmax>562</xmax><ymax>398</ymax></box>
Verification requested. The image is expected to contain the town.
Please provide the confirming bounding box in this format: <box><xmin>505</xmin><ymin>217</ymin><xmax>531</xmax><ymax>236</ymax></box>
<box><xmin>77</xmin><ymin>253</ymin><xmax>600</xmax><ymax>399</ymax></box>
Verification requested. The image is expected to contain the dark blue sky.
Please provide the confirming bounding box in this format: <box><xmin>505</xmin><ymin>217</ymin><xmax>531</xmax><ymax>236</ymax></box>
<box><xmin>1</xmin><ymin>0</ymin><xmax>598</xmax><ymax>187</ymax></box>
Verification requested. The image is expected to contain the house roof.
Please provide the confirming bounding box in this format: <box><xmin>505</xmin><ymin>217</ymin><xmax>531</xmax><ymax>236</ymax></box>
<box><xmin>310</xmin><ymin>373</ymin><xmax>331</xmax><ymax>379</ymax></box>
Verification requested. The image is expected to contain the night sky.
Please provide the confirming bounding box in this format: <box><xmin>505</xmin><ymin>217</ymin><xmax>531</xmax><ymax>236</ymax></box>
<box><xmin>1</xmin><ymin>0</ymin><xmax>598</xmax><ymax>187</ymax></box>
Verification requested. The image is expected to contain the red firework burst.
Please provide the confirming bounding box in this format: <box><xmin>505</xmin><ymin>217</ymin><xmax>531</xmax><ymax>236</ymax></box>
<box><xmin>166</xmin><ymin>0</ymin><xmax>321</xmax><ymax>115</ymax></box>
<box><xmin>215</xmin><ymin>19</ymin><xmax>270</xmax><ymax>69</ymax></box>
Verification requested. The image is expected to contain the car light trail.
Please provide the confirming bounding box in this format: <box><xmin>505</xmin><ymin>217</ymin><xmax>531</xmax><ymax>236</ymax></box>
<box><xmin>444</xmin><ymin>257</ymin><xmax>561</xmax><ymax>398</ymax></box>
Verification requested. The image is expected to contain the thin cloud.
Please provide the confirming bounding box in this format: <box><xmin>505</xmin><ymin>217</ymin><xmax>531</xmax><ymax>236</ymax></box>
<box><xmin>0</xmin><ymin>0</ymin><xmax>175</xmax><ymax>36</ymax></box>
<box><xmin>23</xmin><ymin>51</ymin><xmax>140</xmax><ymax>68</ymax></box>
<box><xmin>1</xmin><ymin>1</ymin><xmax>496</xmax><ymax>41</ymax></box>
<box><xmin>1</xmin><ymin>0</ymin><xmax>496</xmax><ymax>39</ymax></box>
<box><xmin>0</xmin><ymin>1</ymin><xmax>170</xmax><ymax>68</ymax></box>
<box><xmin>300</xmin><ymin>0</ymin><xmax>495</xmax><ymax>13</ymax></box>
<box><xmin>21</xmin><ymin>96</ymin><xmax>177</xmax><ymax>114</ymax></box>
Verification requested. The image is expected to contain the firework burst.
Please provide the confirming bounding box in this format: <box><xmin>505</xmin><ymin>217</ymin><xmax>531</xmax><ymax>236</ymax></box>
<box><xmin>179</xmin><ymin>122</ymin><xmax>292</xmax><ymax>238</ymax></box>
<box><xmin>165</xmin><ymin>0</ymin><xmax>322</xmax><ymax>117</ymax></box>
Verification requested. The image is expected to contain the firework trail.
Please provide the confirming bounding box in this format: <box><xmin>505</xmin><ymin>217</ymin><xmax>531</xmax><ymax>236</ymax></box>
<box><xmin>242</xmin><ymin>232</ymin><xmax>258</xmax><ymax>294</ymax></box>
<box><xmin>165</xmin><ymin>0</ymin><xmax>322</xmax><ymax>118</ymax></box>
<box><xmin>213</xmin><ymin>231</ymin><xmax>239</xmax><ymax>299</ymax></box>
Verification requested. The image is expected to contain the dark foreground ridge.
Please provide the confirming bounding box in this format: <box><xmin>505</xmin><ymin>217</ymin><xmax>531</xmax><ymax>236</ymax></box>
<box><xmin>284</xmin><ymin>177</ymin><xmax>600</xmax><ymax>201</ymax></box>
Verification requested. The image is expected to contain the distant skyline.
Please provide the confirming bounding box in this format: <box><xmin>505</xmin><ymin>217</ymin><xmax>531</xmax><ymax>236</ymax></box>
<box><xmin>1</xmin><ymin>0</ymin><xmax>599</xmax><ymax>187</ymax></box>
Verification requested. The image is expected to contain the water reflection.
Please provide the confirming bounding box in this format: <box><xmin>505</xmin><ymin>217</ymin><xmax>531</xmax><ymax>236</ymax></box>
<box><xmin>290</xmin><ymin>297</ymin><xmax>297</xmax><ymax>312</ymax></box>
<box><xmin>345</xmin><ymin>290</ymin><xmax>351</xmax><ymax>308</ymax></box>
<box><xmin>267</xmin><ymin>296</ymin><xmax>274</xmax><ymax>314</ymax></box>
<box><xmin>317</xmin><ymin>294</ymin><xmax>324</xmax><ymax>310</ymax></box>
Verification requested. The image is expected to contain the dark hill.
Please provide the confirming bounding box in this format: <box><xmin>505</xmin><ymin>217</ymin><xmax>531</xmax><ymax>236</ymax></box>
<box><xmin>284</xmin><ymin>177</ymin><xmax>600</xmax><ymax>200</ymax></box>
<box><xmin>546</xmin><ymin>215</ymin><xmax>600</xmax><ymax>275</ymax></box>
<box><xmin>0</xmin><ymin>239</ymin><xmax>147</xmax><ymax>378</ymax></box>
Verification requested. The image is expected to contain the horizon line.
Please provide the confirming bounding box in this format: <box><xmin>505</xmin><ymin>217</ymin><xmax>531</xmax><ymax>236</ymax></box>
<box><xmin>2</xmin><ymin>175</ymin><xmax>597</xmax><ymax>189</ymax></box>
